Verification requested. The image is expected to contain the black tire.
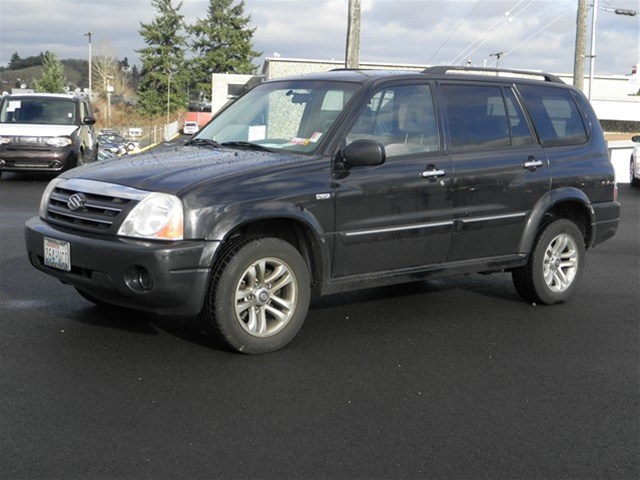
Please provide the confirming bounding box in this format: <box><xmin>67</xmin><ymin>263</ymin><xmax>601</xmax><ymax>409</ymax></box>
<box><xmin>77</xmin><ymin>148</ymin><xmax>87</xmax><ymax>167</ymax></box>
<box><xmin>631</xmin><ymin>155</ymin><xmax>639</xmax><ymax>187</ymax></box>
<box><xmin>200</xmin><ymin>236</ymin><xmax>311</xmax><ymax>354</ymax></box>
<box><xmin>512</xmin><ymin>218</ymin><xmax>585</xmax><ymax>305</ymax></box>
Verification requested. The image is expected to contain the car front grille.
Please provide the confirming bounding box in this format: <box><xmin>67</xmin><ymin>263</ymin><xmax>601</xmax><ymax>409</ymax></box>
<box><xmin>44</xmin><ymin>179</ymin><xmax>147</xmax><ymax>235</ymax></box>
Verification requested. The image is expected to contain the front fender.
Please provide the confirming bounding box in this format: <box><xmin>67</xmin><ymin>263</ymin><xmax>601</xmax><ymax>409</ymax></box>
<box><xmin>190</xmin><ymin>201</ymin><xmax>333</xmax><ymax>289</ymax></box>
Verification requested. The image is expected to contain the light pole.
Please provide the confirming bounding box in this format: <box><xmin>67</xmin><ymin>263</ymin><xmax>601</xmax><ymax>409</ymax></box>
<box><xmin>106</xmin><ymin>76</ymin><xmax>114</xmax><ymax>126</ymax></box>
<box><xmin>84</xmin><ymin>32</ymin><xmax>93</xmax><ymax>98</ymax></box>
<box><xmin>587</xmin><ymin>0</ymin><xmax>598</xmax><ymax>100</ymax></box>
<box><xmin>166</xmin><ymin>70</ymin><xmax>174</xmax><ymax>126</ymax></box>
<box><xmin>586</xmin><ymin>1</ymin><xmax>638</xmax><ymax>100</ymax></box>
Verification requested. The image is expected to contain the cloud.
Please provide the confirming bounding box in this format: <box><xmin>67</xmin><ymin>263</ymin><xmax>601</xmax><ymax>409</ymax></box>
<box><xmin>0</xmin><ymin>0</ymin><xmax>638</xmax><ymax>76</ymax></box>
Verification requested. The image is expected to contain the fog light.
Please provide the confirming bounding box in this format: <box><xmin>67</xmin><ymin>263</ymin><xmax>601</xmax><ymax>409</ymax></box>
<box><xmin>51</xmin><ymin>160</ymin><xmax>63</xmax><ymax>168</ymax></box>
<box><xmin>124</xmin><ymin>265</ymin><xmax>154</xmax><ymax>292</ymax></box>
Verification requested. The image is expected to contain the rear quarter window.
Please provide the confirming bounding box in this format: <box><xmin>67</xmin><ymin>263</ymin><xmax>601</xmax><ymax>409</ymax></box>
<box><xmin>517</xmin><ymin>85</ymin><xmax>588</xmax><ymax>146</ymax></box>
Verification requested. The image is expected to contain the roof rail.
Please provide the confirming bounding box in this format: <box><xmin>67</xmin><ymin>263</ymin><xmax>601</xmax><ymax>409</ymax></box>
<box><xmin>423</xmin><ymin>66</ymin><xmax>565</xmax><ymax>84</ymax></box>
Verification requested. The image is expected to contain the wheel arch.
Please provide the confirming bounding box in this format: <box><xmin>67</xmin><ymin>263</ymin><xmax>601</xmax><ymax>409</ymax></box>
<box><xmin>518</xmin><ymin>187</ymin><xmax>596</xmax><ymax>254</ymax></box>
<box><xmin>204</xmin><ymin>205</ymin><xmax>331</xmax><ymax>296</ymax></box>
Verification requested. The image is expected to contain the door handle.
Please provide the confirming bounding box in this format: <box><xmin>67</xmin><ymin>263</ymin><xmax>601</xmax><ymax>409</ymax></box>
<box><xmin>523</xmin><ymin>157</ymin><xmax>543</xmax><ymax>170</ymax></box>
<box><xmin>420</xmin><ymin>169</ymin><xmax>446</xmax><ymax>179</ymax></box>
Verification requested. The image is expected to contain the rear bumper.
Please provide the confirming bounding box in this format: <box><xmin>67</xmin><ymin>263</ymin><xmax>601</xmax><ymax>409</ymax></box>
<box><xmin>25</xmin><ymin>216</ymin><xmax>220</xmax><ymax>316</ymax></box>
<box><xmin>591</xmin><ymin>200</ymin><xmax>621</xmax><ymax>247</ymax></box>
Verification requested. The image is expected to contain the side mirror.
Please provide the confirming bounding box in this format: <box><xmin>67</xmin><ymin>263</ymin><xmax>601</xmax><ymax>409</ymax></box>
<box><xmin>631</xmin><ymin>135</ymin><xmax>640</xmax><ymax>143</ymax></box>
<box><xmin>83</xmin><ymin>116</ymin><xmax>96</xmax><ymax>125</ymax></box>
<box><xmin>341</xmin><ymin>139</ymin><xmax>386</xmax><ymax>168</ymax></box>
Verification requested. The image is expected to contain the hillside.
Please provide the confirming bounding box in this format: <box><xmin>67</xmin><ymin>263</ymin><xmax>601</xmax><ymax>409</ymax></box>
<box><xmin>0</xmin><ymin>59</ymin><xmax>88</xmax><ymax>93</ymax></box>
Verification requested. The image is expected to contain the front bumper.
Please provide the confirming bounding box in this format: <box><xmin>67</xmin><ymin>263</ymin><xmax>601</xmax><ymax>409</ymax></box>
<box><xmin>0</xmin><ymin>146</ymin><xmax>73</xmax><ymax>172</ymax></box>
<box><xmin>25</xmin><ymin>217</ymin><xmax>220</xmax><ymax>316</ymax></box>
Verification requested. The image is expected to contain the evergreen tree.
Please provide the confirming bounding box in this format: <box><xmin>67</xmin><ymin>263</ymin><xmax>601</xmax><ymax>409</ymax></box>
<box><xmin>34</xmin><ymin>52</ymin><xmax>66</xmax><ymax>93</ymax></box>
<box><xmin>8</xmin><ymin>52</ymin><xmax>22</xmax><ymax>70</ymax></box>
<box><xmin>188</xmin><ymin>0</ymin><xmax>261</xmax><ymax>99</ymax></box>
<box><xmin>136</xmin><ymin>0</ymin><xmax>188</xmax><ymax>117</ymax></box>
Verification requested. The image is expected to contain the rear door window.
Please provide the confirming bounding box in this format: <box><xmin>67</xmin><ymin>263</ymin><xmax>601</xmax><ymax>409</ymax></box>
<box><xmin>440</xmin><ymin>84</ymin><xmax>512</xmax><ymax>150</ymax></box>
<box><xmin>517</xmin><ymin>85</ymin><xmax>588</xmax><ymax>146</ymax></box>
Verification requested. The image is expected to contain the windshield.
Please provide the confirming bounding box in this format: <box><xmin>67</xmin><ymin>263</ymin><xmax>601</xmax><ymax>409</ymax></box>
<box><xmin>196</xmin><ymin>80</ymin><xmax>360</xmax><ymax>154</ymax></box>
<box><xmin>0</xmin><ymin>97</ymin><xmax>77</xmax><ymax>125</ymax></box>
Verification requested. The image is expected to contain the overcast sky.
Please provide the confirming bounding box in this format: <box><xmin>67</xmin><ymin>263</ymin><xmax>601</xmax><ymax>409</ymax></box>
<box><xmin>0</xmin><ymin>0</ymin><xmax>638</xmax><ymax>76</ymax></box>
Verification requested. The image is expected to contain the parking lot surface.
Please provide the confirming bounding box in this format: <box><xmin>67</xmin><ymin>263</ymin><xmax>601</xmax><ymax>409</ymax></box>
<box><xmin>1</xmin><ymin>174</ymin><xmax>638</xmax><ymax>480</ymax></box>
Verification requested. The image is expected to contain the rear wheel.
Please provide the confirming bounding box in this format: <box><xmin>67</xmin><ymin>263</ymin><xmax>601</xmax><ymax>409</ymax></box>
<box><xmin>512</xmin><ymin>219</ymin><xmax>585</xmax><ymax>304</ymax></box>
<box><xmin>200</xmin><ymin>236</ymin><xmax>311</xmax><ymax>354</ymax></box>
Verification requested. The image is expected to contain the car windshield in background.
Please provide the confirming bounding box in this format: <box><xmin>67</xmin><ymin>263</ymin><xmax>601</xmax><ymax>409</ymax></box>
<box><xmin>197</xmin><ymin>80</ymin><xmax>361</xmax><ymax>154</ymax></box>
<box><xmin>0</xmin><ymin>98</ymin><xmax>76</xmax><ymax>125</ymax></box>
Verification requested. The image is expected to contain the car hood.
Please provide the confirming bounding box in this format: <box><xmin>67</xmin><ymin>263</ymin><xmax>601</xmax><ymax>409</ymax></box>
<box><xmin>0</xmin><ymin>123</ymin><xmax>79</xmax><ymax>137</ymax></box>
<box><xmin>67</xmin><ymin>145</ymin><xmax>303</xmax><ymax>194</ymax></box>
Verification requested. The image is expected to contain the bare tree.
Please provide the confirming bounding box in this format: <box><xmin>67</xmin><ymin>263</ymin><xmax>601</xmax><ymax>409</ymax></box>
<box><xmin>92</xmin><ymin>43</ymin><xmax>131</xmax><ymax>99</ymax></box>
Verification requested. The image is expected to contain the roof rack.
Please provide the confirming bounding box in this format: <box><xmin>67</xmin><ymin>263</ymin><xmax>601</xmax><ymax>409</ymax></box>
<box><xmin>423</xmin><ymin>66</ymin><xmax>565</xmax><ymax>84</ymax></box>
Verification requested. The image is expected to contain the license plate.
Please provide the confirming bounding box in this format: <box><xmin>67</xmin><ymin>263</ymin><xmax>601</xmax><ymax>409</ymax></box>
<box><xmin>44</xmin><ymin>237</ymin><xmax>71</xmax><ymax>271</ymax></box>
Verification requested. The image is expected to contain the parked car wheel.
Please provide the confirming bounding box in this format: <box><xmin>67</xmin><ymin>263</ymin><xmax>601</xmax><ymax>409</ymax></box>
<box><xmin>631</xmin><ymin>154</ymin><xmax>639</xmax><ymax>187</ymax></box>
<box><xmin>512</xmin><ymin>219</ymin><xmax>585</xmax><ymax>305</ymax></box>
<box><xmin>200</xmin><ymin>236</ymin><xmax>310</xmax><ymax>354</ymax></box>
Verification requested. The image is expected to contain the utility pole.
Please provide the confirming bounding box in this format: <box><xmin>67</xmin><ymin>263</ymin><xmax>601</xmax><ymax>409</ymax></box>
<box><xmin>345</xmin><ymin>0</ymin><xmax>361</xmax><ymax>69</ymax></box>
<box><xmin>573</xmin><ymin>0</ymin><xmax>587</xmax><ymax>92</ymax></box>
<box><xmin>490</xmin><ymin>51</ymin><xmax>506</xmax><ymax>68</ymax></box>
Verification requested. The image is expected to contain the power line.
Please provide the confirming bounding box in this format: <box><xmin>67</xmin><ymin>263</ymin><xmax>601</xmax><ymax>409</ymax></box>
<box><xmin>486</xmin><ymin>6</ymin><xmax>572</xmax><ymax>68</ymax></box>
<box><xmin>426</xmin><ymin>0</ymin><xmax>484</xmax><ymax>64</ymax></box>
<box><xmin>450</xmin><ymin>0</ymin><xmax>534</xmax><ymax>65</ymax></box>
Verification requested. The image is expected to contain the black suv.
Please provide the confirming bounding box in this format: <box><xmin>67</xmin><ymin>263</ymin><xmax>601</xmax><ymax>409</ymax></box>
<box><xmin>25</xmin><ymin>67</ymin><xmax>620</xmax><ymax>353</ymax></box>
<box><xmin>0</xmin><ymin>93</ymin><xmax>97</xmax><ymax>178</ymax></box>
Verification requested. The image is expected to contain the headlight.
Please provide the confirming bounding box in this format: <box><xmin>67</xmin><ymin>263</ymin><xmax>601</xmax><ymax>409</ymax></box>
<box><xmin>39</xmin><ymin>178</ymin><xmax>62</xmax><ymax>218</ymax></box>
<box><xmin>46</xmin><ymin>137</ymin><xmax>73</xmax><ymax>148</ymax></box>
<box><xmin>0</xmin><ymin>136</ymin><xmax>11</xmax><ymax>145</ymax></box>
<box><xmin>118</xmin><ymin>192</ymin><xmax>184</xmax><ymax>240</ymax></box>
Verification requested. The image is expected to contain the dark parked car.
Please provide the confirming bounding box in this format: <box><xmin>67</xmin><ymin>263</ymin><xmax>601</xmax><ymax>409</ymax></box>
<box><xmin>0</xmin><ymin>93</ymin><xmax>97</xmax><ymax>178</ymax></box>
<box><xmin>97</xmin><ymin>132</ymin><xmax>139</xmax><ymax>155</ymax></box>
<box><xmin>25</xmin><ymin>66</ymin><xmax>620</xmax><ymax>353</ymax></box>
<box><xmin>97</xmin><ymin>134</ymin><xmax>127</xmax><ymax>156</ymax></box>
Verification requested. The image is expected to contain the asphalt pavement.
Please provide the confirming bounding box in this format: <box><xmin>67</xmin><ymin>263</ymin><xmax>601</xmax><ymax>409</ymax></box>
<box><xmin>1</xmin><ymin>173</ymin><xmax>638</xmax><ymax>480</ymax></box>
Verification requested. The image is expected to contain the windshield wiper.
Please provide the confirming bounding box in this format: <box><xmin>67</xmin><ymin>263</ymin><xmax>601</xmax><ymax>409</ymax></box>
<box><xmin>221</xmin><ymin>141</ymin><xmax>274</xmax><ymax>152</ymax></box>
<box><xmin>185</xmin><ymin>138</ymin><xmax>222</xmax><ymax>148</ymax></box>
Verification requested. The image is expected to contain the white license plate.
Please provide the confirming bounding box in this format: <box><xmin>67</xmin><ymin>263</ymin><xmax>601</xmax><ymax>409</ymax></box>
<box><xmin>44</xmin><ymin>237</ymin><xmax>71</xmax><ymax>271</ymax></box>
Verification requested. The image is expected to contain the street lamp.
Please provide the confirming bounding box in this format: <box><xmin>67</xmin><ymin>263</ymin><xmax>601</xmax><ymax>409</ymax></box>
<box><xmin>587</xmin><ymin>1</ymin><xmax>638</xmax><ymax>100</ymax></box>
<box><xmin>166</xmin><ymin>69</ymin><xmax>176</xmax><ymax>125</ymax></box>
<box><xmin>106</xmin><ymin>75</ymin><xmax>114</xmax><ymax>126</ymax></box>
<box><xmin>84</xmin><ymin>32</ymin><xmax>93</xmax><ymax>98</ymax></box>
<box><xmin>587</xmin><ymin>0</ymin><xmax>598</xmax><ymax>100</ymax></box>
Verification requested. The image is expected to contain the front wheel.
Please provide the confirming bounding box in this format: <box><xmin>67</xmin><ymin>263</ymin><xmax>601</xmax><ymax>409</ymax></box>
<box><xmin>512</xmin><ymin>219</ymin><xmax>585</xmax><ymax>305</ymax></box>
<box><xmin>200</xmin><ymin>236</ymin><xmax>311</xmax><ymax>354</ymax></box>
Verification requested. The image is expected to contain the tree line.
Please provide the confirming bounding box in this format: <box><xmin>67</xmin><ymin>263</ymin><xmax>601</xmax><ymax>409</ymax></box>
<box><xmin>5</xmin><ymin>0</ymin><xmax>260</xmax><ymax>119</ymax></box>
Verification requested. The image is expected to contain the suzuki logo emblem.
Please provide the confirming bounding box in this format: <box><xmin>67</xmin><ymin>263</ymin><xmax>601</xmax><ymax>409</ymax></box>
<box><xmin>67</xmin><ymin>193</ymin><xmax>87</xmax><ymax>211</ymax></box>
